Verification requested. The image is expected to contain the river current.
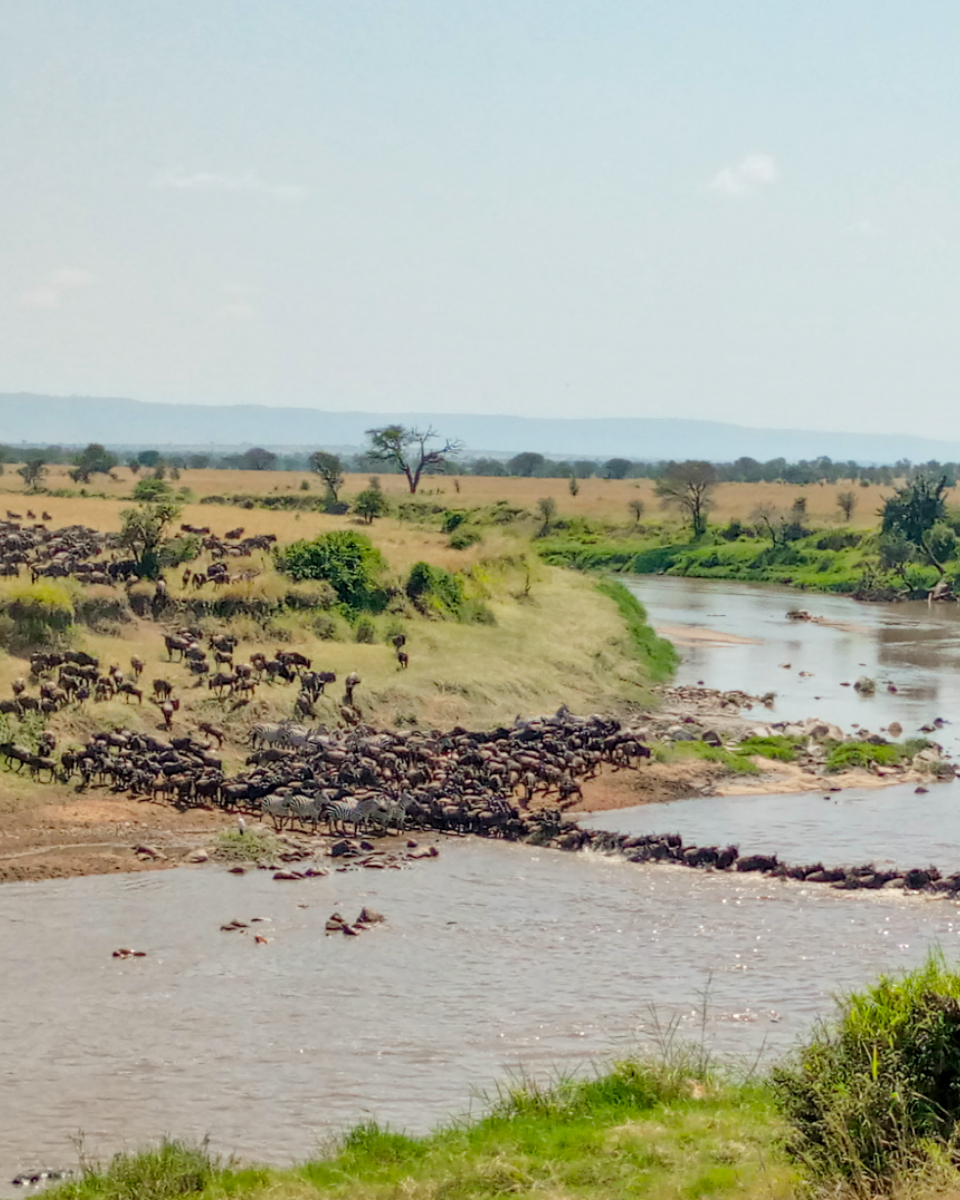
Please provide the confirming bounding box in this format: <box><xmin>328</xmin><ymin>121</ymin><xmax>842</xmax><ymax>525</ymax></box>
<box><xmin>3</xmin><ymin>577</ymin><xmax>960</xmax><ymax>1185</ymax></box>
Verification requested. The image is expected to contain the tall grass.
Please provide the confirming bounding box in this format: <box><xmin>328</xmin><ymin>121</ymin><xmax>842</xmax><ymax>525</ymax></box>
<box><xmin>772</xmin><ymin>952</ymin><xmax>960</xmax><ymax>1193</ymax></box>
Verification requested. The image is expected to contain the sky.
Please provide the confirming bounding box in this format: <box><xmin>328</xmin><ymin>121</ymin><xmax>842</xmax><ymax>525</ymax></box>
<box><xmin>2</xmin><ymin>1</ymin><xmax>960</xmax><ymax>435</ymax></box>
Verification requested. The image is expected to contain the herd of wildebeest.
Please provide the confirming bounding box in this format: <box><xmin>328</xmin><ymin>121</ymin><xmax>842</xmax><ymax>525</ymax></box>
<box><xmin>0</xmin><ymin>515</ymin><xmax>956</xmax><ymax>894</ymax></box>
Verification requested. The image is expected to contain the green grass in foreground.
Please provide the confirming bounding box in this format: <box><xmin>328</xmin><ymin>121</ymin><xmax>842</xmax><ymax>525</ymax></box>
<box><xmin>49</xmin><ymin>1061</ymin><xmax>792</xmax><ymax>1200</ymax></box>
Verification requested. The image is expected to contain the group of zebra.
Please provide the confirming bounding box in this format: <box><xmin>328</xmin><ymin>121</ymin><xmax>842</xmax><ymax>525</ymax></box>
<box><xmin>259</xmin><ymin>791</ymin><xmax>418</xmax><ymax>835</ymax></box>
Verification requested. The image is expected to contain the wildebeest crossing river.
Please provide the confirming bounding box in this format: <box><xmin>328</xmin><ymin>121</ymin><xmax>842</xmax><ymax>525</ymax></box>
<box><xmin>5</xmin><ymin>576</ymin><xmax>960</xmax><ymax>1189</ymax></box>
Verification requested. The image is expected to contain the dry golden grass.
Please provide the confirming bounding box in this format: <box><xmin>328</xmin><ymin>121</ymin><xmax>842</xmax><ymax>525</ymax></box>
<box><xmin>1</xmin><ymin>462</ymin><xmax>905</xmax><ymax>527</ymax></box>
<box><xmin>0</xmin><ymin>565</ymin><xmax>654</xmax><ymax>744</ymax></box>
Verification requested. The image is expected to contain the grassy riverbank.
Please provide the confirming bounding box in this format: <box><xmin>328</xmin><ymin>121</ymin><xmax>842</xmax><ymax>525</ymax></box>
<box><xmin>52</xmin><ymin>1062</ymin><xmax>792</xmax><ymax>1200</ymax></box>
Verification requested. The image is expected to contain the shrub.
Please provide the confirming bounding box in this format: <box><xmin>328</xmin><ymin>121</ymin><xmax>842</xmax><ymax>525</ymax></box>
<box><xmin>441</xmin><ymin>510</ymin><xmax>468</xmax><ymax>533</ymax></box>
<box><xmin>276</xmin><ymin>530</ymin><xmax>387</xmax><ymax>611</ymax></box>
<box><xmin>405</xmin><ymin>562</ymin><xmax>464</xmax><ymax>618</ymax></box>
<box><xmin>448</xmin><ymin>528</ymin><xmax>481</xmax><ymax>550</ymax></box>
<box><xmin>354</xmin><ymin>616</ymin><xmax>377</xmax><ymax>643</ymax></box>
<box><xmin>157</xmin><ymin>534</ymin><xmax>201</xmax><ymax>567</ymax></box>
<box><xmin>0</xmin><ymin>581</ymin><xmax>75</xmax><ymax>650</ymax></box>
<box><xmin>310</xmin><ymin>613</ymin><xmax>339</xmax><ymax>640</ymax></box>
<box><xmin>74</xmin><ymin>590</ymin><xmax>132</xmax><ymax>633</ymax></box>
<box><xmin>133</xmin><ymin>478</ymin><xmax>174</xmax><ymax>502</ymax></box>
<box><xmin>772</xmin><ymin>954</ymin><xmax>960</xmax><ymax>1189</ymax></box>
<box><xmin>283</xmin><ymin>581</ymin><xmax>337</xmax><ymax>610</ymax></box>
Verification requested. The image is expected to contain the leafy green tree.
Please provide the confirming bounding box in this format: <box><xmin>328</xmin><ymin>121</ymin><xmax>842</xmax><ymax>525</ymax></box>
<box><xmin>365</xmin><ymin>425</ymin><xmax>462</xmax><ymax>494</ymax></box>
<box><xmin>472</xmin><ymin>458</ymin><xmax>506</xmax><ymax>476</ymax></box>
<box><xmin>568</xmin><ymin>475</ymin><xmax>580</xmax><ymax>497</ymax></box>
<box><xmin>654</xmin><ymin>461</ymin><xmax>717</xmax><ymax>537</ymax></box>
<box><xmin>137</xmin><ymin>450</ymin><xmax>161</xmax><ymax>467</ymax></box>
<box><xmin>881</xmin><ymin>475</ymin><xmax>950</xmax><ymax>572</ymax></box>
<box><xmin>133</xmin><ymin>478</ymin><xmax>174</xmax><ymax>502</ymax></box>
<box><xmin>277</xmin><ymin>530</ymin><xmax>387</xmax><ymax>610</ymax></box>
<box><xmin>242</xmin><ymin>447</ymin><xmax>277</xmax><ymax>471</ymax></box>
<box><xmin>17</xmin><ymin>458</ymin><xmax>46</xmax><ymax>491</ymax></box>
<box><xmin>69</xmin><ymin>443</ymin><xmax>118</xmax><ymax>483</ymax></box>
<box><xmin>309</xmin><ymin>451</ymin><xmax>344</xmax><ymax>500</ymax></box>
<box><xmin>128</xmin><ymin>458</ymin><xmax>141</xmax><ymax>474</ymax></box>
<box><xmin>604</xmin><ymin>457</ymin><xmax>632</xmax><ymax>480</ymax></box>
<box><xmin>507</xmin><ymin>451</ymin><xmax>545</xmax><ymax>477</ymax></box>
<box><xmin>118</xmin><ymin>500</ymin><xmax>182</xmax><ymax>578</ymax></box>
<box><xmin>354</xmin><ymin>479</ymin><xmax>390</xmax><ymax>524</ymax></box>
<box><xmin>628</xmin><ymin>498</ymin><xmax>645</xmax><ymax>524</ymax></box>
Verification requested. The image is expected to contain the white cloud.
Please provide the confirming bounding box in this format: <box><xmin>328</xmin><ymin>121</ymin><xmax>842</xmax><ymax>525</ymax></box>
<box><xmin>155</xmin><ymin>167</ymin><xmax>305</xmax><ymax>201</ymax></box>
<box><xmin>19</xmin><ymin>268</ymin><xmax>95</xmax><ymax>309</ymax></box>
<box><xmin>708</xmin><ymin>153</ymin><xmax>778</xmax><ymax>198</ymax></box>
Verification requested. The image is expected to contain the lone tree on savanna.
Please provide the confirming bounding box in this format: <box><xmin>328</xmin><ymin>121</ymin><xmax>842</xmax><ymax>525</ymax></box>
<box><xmin>17</xmin><ymin>457</ymin><xmax>46</xmax><ymax>492</ymax></box>
<box><xmin>308</xmin><ymin>451</ymin><xmax>345</xmax><ymax>501</ymax></box>
<box><xmin>365</xmin><ymin>425</ymin><xmax>463</xmax><ymax>494</ymax></box>
<box><xmin>654</xmin><ymin>460</ymin><xmax>717</xmax><ymax>537</ymax></box>
<box><xmin>354</xmin><ymin>477</ymin><xmax>390</xmax><ymax>524</ymax></box>
<box><xmin>837</xmin><ymin>490</ymin><xmax>857</xmax><ymax>521</ymax></box>
<box><xmin>118</xmin><ymin>499</ymin><xmax>182</xmax><ymax>579</ymax></box>
<box><xmin>69</xmin><ymin>443</ymin><xmax>118</xmax><ymax>483</ymax></box>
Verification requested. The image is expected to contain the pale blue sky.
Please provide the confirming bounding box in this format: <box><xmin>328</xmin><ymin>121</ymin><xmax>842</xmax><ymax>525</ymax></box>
<box><xmin>2</xmin><ymin>2</ymin><xmax>960</xmax><ymax>435</ymax></box>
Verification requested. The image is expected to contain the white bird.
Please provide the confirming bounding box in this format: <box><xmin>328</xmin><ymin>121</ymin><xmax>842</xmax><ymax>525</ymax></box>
<box><xmin>238</xmin><ymin>817</ymin><xmax>246</xmax><ymax>835</ymax></box>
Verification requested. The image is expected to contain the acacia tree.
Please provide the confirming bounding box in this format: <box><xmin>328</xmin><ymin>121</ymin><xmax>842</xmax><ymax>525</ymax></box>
<box><xmin>69</xmin><ymin>443</ymin><xmax>118</xmax><ymax>483</ymax></box>
<box><xmin>837</xmin><ymin>490</ymin><xmax>857</xmax><ymax>521</ymax></box>
<box><xmin>354</xmin><ymin>477</ymin><xmax>390</xmax><ymax>524</ymax></box>
<box><xmin>308</xmin><ymin>451</ymin><xmax>344</xmax><ymax>500</ymax></box>
<box><xmin>118</xmin><ymin>499</ymin><xmax>181</xmax><ymax>578</ymax></box>
<box><xmin>17</xmin><ymin>458</ymin><xmax>46</xmax><ymax>491</ymax></box>
<box><xmin>365</xmin><ymin>425</ymin><xmax>463</xmax><ymax>494</ymax></box>
<box><xmin>654</xmin><ymin>461</ymin><xmax>717</xmax><ymax>537</ymax></box>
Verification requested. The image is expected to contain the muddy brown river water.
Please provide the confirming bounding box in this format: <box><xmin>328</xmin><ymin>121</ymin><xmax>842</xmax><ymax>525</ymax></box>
<box><xmin>4</xmin><ymin>577</ymin><xmax>960</xmax><ymax>1187</ymax></box>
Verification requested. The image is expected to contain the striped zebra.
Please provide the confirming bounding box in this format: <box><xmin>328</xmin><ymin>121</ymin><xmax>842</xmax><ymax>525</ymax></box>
<box><xmin>377</xmin><ymin>792</ymin><xmax>415</xmax><ymax>832</ymax></box>
<box><xmin>325</xmin><ymin>795</ymin><xmax>383</xmax><ymax>836</ymax></box>
<box><xmin>259</xmin><ymin>793</ymin><xmax>299</xmax><ymax>829</ymax></box>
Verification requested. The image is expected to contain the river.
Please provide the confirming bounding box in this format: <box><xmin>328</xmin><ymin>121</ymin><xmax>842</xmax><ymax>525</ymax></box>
<box><xmin>4</xmin><ymin>577</ymin><xmax>960</xmax><ymax>1186</ymax></box>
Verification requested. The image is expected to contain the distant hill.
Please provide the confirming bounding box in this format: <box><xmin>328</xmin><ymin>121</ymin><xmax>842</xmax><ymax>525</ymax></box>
<box><xmin>0</xmin><ymin>393</ymin><xmax>950</xmax><ymax>464</ymax></box>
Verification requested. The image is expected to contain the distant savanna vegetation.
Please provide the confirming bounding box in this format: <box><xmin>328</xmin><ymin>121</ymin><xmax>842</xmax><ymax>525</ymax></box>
<box><xmin>5</xmin><ymin>427</ymin><xmax>960</xmax><ymax>603</ymax></box>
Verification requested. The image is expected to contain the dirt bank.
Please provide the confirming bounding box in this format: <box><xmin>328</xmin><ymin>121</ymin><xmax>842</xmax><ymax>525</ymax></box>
<box><xmin>0</xmin><ymin>775</ymin><xmax>234</xmax><ymax>883</ymax></box>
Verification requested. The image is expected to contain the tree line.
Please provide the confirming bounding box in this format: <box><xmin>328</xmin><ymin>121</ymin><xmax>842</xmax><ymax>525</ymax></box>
<box><xmin>1</xmin><ymin>431</ymin><xmax>956</xmax><ymax>490</ymax></box>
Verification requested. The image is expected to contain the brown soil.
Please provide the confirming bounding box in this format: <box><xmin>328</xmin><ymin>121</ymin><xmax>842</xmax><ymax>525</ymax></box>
<box><xmin>0</xmin><ymin>773</ymin><xmax>234</xmax><ymax>884</ymax></box>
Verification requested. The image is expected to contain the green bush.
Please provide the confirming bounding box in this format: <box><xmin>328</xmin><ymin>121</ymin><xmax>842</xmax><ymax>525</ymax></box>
<box><xmin>405</xmin><ymin>562</ymin><xmax>464</xmax><ymax>618</ymax></box>
<box><xmin>449</xmin><ymin>528</ymin><xmax>481</xmax><ymax>550</ymax></box>
<box><xmin>354</xmin><ymin>616</ymin><xmax>377</xmax><ymax>643</ymax></box>
<box><xmin>132</xmin><ymin>478</ymin><xmax>174</xmax><ymax>502</ymax></box>
<box><xmin>441</xmin><ymin>510</ymin><xmax>467</xmax><ymax>533</ymax></box>
<box><xmin>0</xmin><ymin>581</ymin><xmax>75</xmax><ymax>650</ymax></box>
<box><xmin>309</xmin><ymin>613</ymin><xmax>339</xmax><ymax>640</ymax></box>
<box><xmin>276</xmin><ymin>530</ymin><xmax>387</xmax><ymax>611</ymax></box>
<box><xmin>157</xmin><ymin>534</ymin><xmax>200</xmax><ymax>567</ymax></box>
<box><xmin>773</xmin><ymin>954</ymin><xmax>960</xmax><ymax>1189</ymax></box>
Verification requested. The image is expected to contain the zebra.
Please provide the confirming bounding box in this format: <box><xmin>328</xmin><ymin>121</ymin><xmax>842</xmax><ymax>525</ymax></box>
<box><xmin>259</xmin><ymin>793</ymin><xmax>299</xmax><ymax>829</ymax></box>
<box><xmin>325</xmin><ymin>795</ymin><xmax>384</xmax><ymax>836</ymax></box>
<box><xmin>377</xmin><ymin>791</ymin><xmax>415</xmax><ymax>832</ymax></box>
